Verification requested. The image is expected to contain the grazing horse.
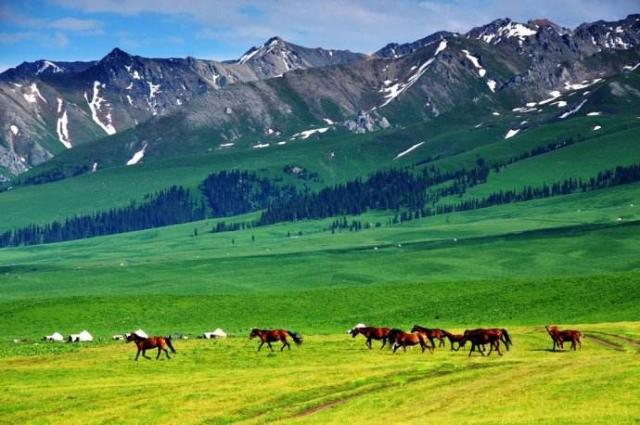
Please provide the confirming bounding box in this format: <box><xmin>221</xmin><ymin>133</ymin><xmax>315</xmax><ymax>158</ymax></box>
<box><xmin>349</xmin><ymin>326</ymin><xmax>392</xmax><ymax>349</ymax></box>
<box><xmin>250</xmin><ymin>329</ymin><xmax>303</xmax><ymax>352</ymax></box>
<box><xmin>126</xmin><ymin>333</ymin><xmax>175</xmax><ymax>360</ymax></box>
<box><xmin>386</xmin><ymin>328</ymin><xmax>406</xmax><ymax>348</ymax></box>
<box><xmin>464</xmin><ymin>328</ymin><xmax>511</xmax><ymax>357</ymax></box>
<box><xmin>443</xmin><ymin>330</ymin><xmax>467</xmax><ymax>351</ymax></box>
<box><xmin>466</xmin><ymin>328</ymin><xmax>512</xmax><ymax>351</ymax></box>
<box><xmin>391</xmin><ymin>331</ymin><xmax>432</xmax><ymax>353</ymax></box>
<box><xmin>410</xmin><ymin>325</ymin><xmax>447</xmax><ymax>349</ymax></box>
<box><xmin>545</xmin><ymin>325</ymin><xmax>582</xmax><ymax>351</ymax></box>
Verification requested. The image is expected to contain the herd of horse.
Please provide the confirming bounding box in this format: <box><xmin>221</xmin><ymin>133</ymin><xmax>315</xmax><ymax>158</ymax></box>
<box><xmin>124</xmin><ymin>325</ymin><xmax>583</xmax><ymax>360</ymax></box>
<box><xmin>348</xmin><ymin>325</ymin><xmax>514</xmax><ymax>356</ymax></box>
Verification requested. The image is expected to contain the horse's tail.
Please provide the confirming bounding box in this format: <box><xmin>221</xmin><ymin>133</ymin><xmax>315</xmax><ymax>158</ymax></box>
<box><xmin>287</xmin><ymin>331</ymin><xmax>303</xmax><ymax>346</ymax></box>
<box><xmin>165</xmin><ymin>336</ymin><xmax>176</xmax><ymax>353</ymax></box>
<box><xmin>501</xmin><ymin>329</ymin><xmax>512</xmax><ymax>350</ymax></box>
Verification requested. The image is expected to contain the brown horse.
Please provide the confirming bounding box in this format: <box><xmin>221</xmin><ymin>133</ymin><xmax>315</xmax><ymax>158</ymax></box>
<box><xmin>391</xmin><ymin>331</ymin><xmax>432</xmax><ymax>353</ymax></box>
<box><xmin>349</xmin><ymin>326</ymin><xmax>392</xmax><ymax>349</ymax></box>
<box><xmin>126</xmin><ymin>333</ymin><xmax>176</xmax><ymax>360</ymax></box>
<box><xmin>464</xmin><ymin>328</ymin><xmax>511</xmax><ymax>357</ymax></box>
<box><xmin>466</xmin><ymin>328</ymin><xmax>512</xmax><ymax>351</ymax></box>
<box><xmin>545</xmin><ymin>325</ymin><xmax>582</xmax><ymax>351</ymax></box>
<box><xmin>410</xmin><ymin>325</ymin><xmax>447</xmax><ymax>349</ymax></box>
<box><xmin>250</xmin><ymin>329</ymin><xmax>303</xmax><ymax>351</ymax></box>
<box><xmin>443</xmin><ymin>330</ymin><xmax>467</xmax><ymax>351</ymax></box>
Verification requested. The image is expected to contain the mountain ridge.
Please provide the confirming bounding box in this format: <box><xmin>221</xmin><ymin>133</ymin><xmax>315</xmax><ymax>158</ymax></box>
<box><xmin>1</xmin><ymin>14</ymin><xmax>638</xmax><ymax>182</ymax></box>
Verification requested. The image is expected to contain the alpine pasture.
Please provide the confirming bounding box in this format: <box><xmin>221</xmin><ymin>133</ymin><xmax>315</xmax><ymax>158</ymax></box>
<box><xmin>1</xmin><ymin>182</ymin><xmax>640</xmax><ymax>424</ymax></box>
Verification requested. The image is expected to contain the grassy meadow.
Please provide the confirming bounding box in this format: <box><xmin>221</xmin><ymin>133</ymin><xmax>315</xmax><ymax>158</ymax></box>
<box><xmin>1</xmin><ymin>179</ymin><xmax>640</xmax><ymax>423</ymax></box>
<box><xmin>1</xmin><ymin>324</ymin><xmax>639</xmax><ymax>424</ymax></box>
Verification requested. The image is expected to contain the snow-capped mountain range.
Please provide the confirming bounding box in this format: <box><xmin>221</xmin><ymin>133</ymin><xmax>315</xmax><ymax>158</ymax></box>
<box><xmin>1</xmin><ymin>14</ymin><xmax>639</xmax><ymax>181</ymax></box>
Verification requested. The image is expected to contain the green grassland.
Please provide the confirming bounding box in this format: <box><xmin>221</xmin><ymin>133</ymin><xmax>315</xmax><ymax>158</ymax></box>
<box><xmin>1</xmin><ymin>324</ymin><xmax>638</xmax><ymax>424</ymax></box>
<box><xmin>1</xmin><ymin>184</ymin><xmax>640</xmax><ymax>423</ymax></box>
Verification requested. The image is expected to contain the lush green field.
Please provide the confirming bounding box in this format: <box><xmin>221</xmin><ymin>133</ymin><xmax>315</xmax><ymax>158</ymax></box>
<box><xmin>1</xmin><ymin>323</ymin><xmax>639</xmax><ymax>424</ymax></box>
<box><xmin>2</xmin><ymin>75</ymin><xmax>640</xmax><ymax>422</ymax></box>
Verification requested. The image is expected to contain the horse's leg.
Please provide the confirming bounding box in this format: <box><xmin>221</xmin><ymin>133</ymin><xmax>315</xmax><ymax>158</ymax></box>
<box><xmin>268</xmin><ymin>342</ymin><xmax>274</xmax><ymax>352</ymax></box>
<box><xmin>366</xmin><ymin>337</ymin><xmax>372</xmax><ymax>349</ymax></box>
<box><xmin>257</xmin><ymin>341</ymin><xmax>264</xmax><ymax>351</ymax></box>
<box><xmin>468</xmin><ymin>343</ymin><xmax>475</xmax><ymax>357</ymax></box>
<box><xmin>392</xmin><ymin>343</ymin><xmax>398</xmax><ymax>353</ymax></box>
<box><xmin>156</xmin><ymin>347</ymin><xmax>161</xmax><ymax>359</ymax></box>
<box><xmin>380</xmin><ymin>337</ymin><xmax>386</xmax><ymax>350</ymax></box>
<box><xmin>496</xmin><ymin>341</ymin><xmax>502</xmax><ymax>356</ymax></box>
<box><xmin>143</xmin><ymin>350</ymin><xmax>151</xmax><ymax>360</ymax></box>
<box><xmin>135</xmin><ymin>349</ymin><xmax>140</xmax><ymax>361</ymax></box>
<box><xmin>439</xmin><ymin>337</ymin><xmax>445</xmax><ymax>348</ymax></box>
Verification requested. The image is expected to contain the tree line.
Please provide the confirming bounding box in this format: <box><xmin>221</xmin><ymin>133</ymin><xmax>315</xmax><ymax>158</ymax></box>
<box><xmin>2</xmin><ymin>162</ymin><xmax>639</xmax><ymax>248</ymax></box>
<box><xmin>0</xmin><ymin>186</ymin><xmax>205</xmax><ymax>247</ymax></box>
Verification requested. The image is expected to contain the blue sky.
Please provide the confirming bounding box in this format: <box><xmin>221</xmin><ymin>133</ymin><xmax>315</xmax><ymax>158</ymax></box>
<box><xmin>1</xmin><ymin>0</ymin><xmax>638</xmax><ymax>71</ymax></box>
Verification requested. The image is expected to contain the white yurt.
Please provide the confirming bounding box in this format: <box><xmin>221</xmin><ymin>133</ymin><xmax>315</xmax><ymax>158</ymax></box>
<box><xmin>133</xmin><ymin>329</ymin><xmax>148</xmax><ymax>338</ymax></box>
<box><xmin>347</xmin><ymin>323</ymin><xmax>366</xmax><ymax>333</ymax></box>
<box><xmin>69</xmin><ymin>330</ymin><xmax>93</xmax><ymax>342</ymax></box>
<box><xmin>44</xmin><ymin>332</ymin><xmax>64</xmax><ymax>342</ymax></box>
<box><xmin>203</xmin><ymin>328</ymin><xmax>227</xmax><ymax>339</ymax></box>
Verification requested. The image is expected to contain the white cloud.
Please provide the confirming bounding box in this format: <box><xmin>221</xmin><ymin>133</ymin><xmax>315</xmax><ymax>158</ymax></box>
<box><xmin>48</xmin><ymin>17</ymin><xmax>103</xmax><ymax>33</ymax></box>
<box><xmin>50</xmin><ymin>0</ymin><xmax>640</xmax><ymax>53</ymax></box>
<box><xmin>0</xmin><ymin>31</ymin><xmax>37</xmax><ymax>44</ymax></box>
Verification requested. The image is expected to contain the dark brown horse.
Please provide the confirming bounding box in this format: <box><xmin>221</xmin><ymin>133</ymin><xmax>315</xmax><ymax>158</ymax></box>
<box><xmin>349</xmin><ymin>326</ymin><xmax>392</xmax><ymax>349</ymax></box>
<box><xmin>391</xmin><ymin>331</ymin><xmax>432</xmax><ymax>353</ymax></box>
<box><xmin>545</xmin><ymin>325</ymin><xmax>582</xmax><ymax>351</ymax></box>
<box><xmin>466</xmin><ymin>328</ymin><xmax>512</xmax><ymax>351</ymax></box>
<box><xmin>250</xmin><ymin>329</ymin><xmax>303</xmax><ymax>351</ymax></box>
<box><xmin>126</xmin><ymin>333</ymin><xmax>176</xmax><ymax>360</ymax></box>
<box><xmin>464</xmin><ymin>328</ymin><xmax>512</xmax><ymax>357</ymax></box>
<box><xmin>443</xmin><ymin>330</ymin><xmax>467</xmax><ymax>351</ymax></box>
<box><xmin>410</xmin><ymin>325</ymin><xmax>447</xmax><ymax>349</ymax></box>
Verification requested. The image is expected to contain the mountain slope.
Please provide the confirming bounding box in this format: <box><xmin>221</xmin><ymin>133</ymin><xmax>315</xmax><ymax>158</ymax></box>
<box><xmin>1</xmin><ymin>14</ymin><xmax>639</xmax><ymax>184</ymax></box>
<box><xmin>0</xmin><ymin>40</ymin><xmax>365</xmax><ymax>180</ymax></box>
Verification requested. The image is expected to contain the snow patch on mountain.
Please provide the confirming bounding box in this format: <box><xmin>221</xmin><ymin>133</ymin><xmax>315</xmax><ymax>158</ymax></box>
<box><xmin>586</xmin><ymin>111</ymin><xmax>601</xmax><ymax>116</ymax></box>
<box><xmin>559</xmin><ymin>99</ymin><xmax>587</xmax><ymax>119</ymax></box>
<box><xmin>238</xmin><ymin>47</ymin><xmax>259</xmax><ymax>64</ymax></box>
<box><xmin>23</xmin><ymin>83</ymin><xmax>47</xmax><ymax>104</ymax></box>
<box><xmin>147</xmin><ymin>82</ymin><xmax>161</xmax><ymax>115</ymax></box>
<box><xmin>475</xmin><ymin>21</ymin><xmax>537</xmax><ymax>45</ymax></box>
<box><xmin>462</xmin><ymin>50</ymin><xmax>486</xmax><ymax>77</ymax></box>
<box><xmin>126</xmin><ymin>143</ymin><xmax>147</xmax><ymax>165</ymax></box>
<box><xmin>623</xmin><ymin>62</ymin><xmax>640</xmax><ymax>71</ymax></box>
<box><xmin>593</xmin><ymin>125</ymin><xmax>602</xmax><ymax>131</ymax></box>
<box><xmin>36</xmin><ymin>60</ymin><xmax>63</xmax><ymax>75</ymax></box>
<box><xmin>380</xmin><ymin>39</ymin><xmax>447</xmax><ymax>108</ymax></box>
<box><xmin>10</xmin><ymin>125</ymin><xmax>19</xmax><ymax>136</ymax></box>
<box><xmin>505</xmin><ymin>129</ymin><xmax>520</xmax><ymax>139</ymax></box>
<box><xmin>84</xmin><ymin>81</ymin><xmax>116</xmax><ymax>135</ymax></box>
<box><xmin>394</xmin><ymin>141</ymin><xmax>424</xmax><ymax>160</ymax></box>
<box><xmin>56</xmin><ymin>111</ymin><xmax>72</xmax><ymax>149</ymax></box>
<box><xmin>486</xmin><ymin>80</ymin><xmax>496</xmax><ymax>92</ymax></box>
<box><xmin>292</xmin><ymin>127</ymin><xmax>329</xmax><ymax>140</ymax></box>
